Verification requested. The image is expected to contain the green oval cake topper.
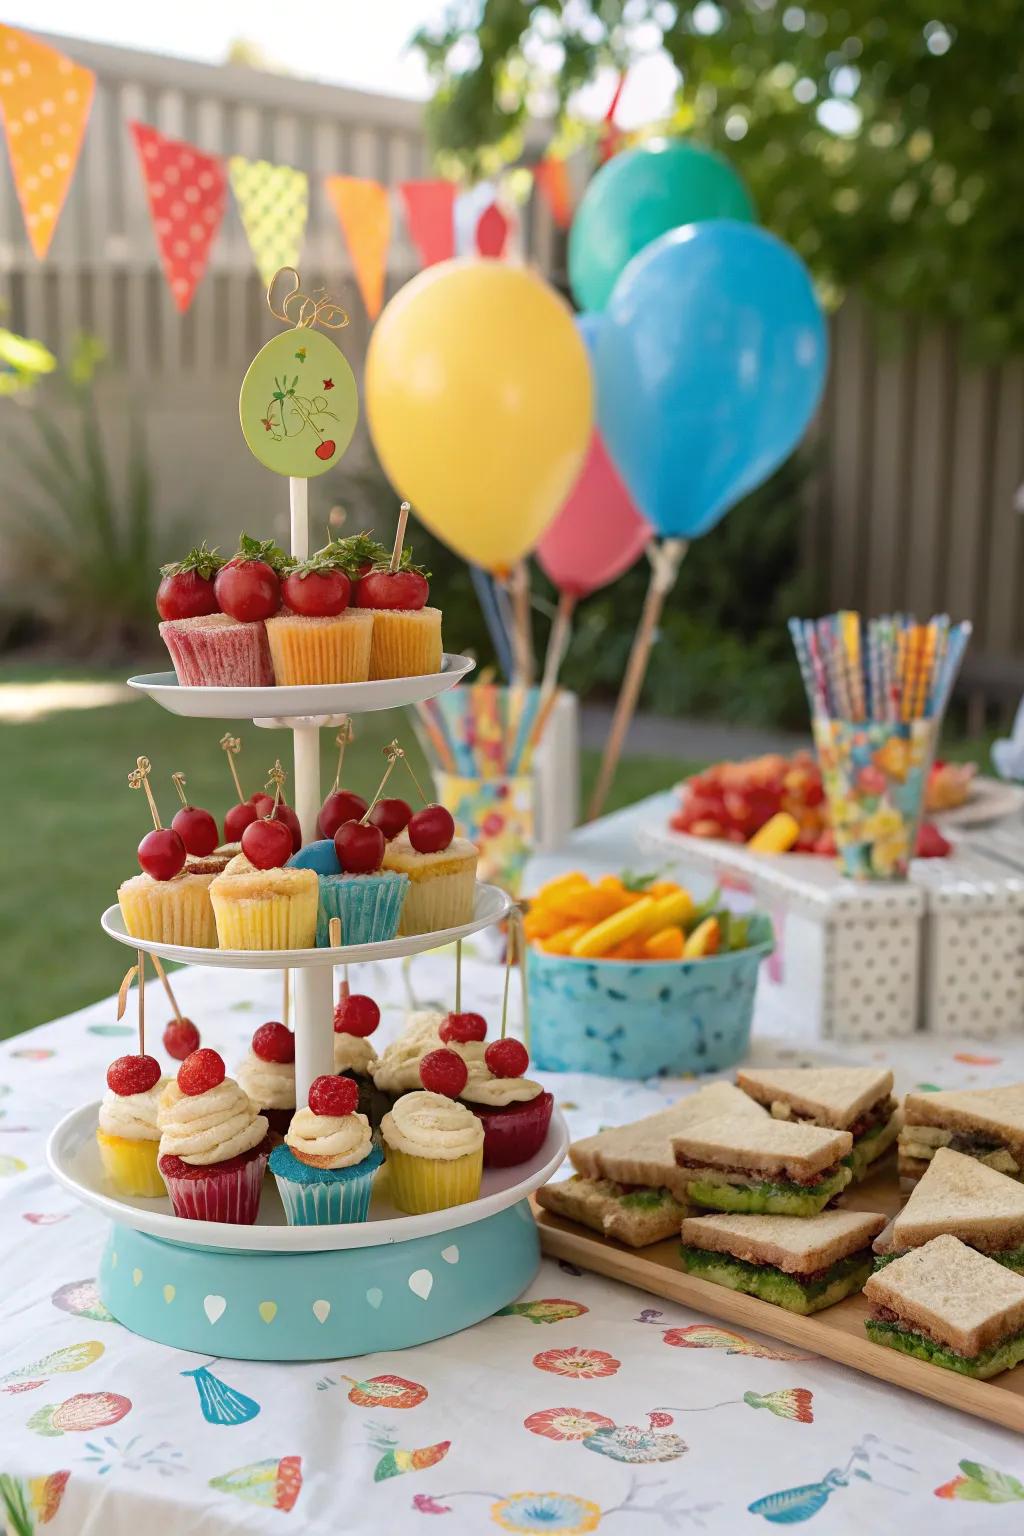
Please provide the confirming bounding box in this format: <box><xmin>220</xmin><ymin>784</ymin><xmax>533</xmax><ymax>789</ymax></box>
<box><xmin>239</xmin><ymin>268</ymin><xmax>358</xmax><ymax>478</ymax></box>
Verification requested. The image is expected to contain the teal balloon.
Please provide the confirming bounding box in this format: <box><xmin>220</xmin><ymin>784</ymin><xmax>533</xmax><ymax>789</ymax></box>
<box><xmin>596</xmin><ymin>220</ymin><xmax>827</xmax><ymax>540</ymax></box>
<box><xmin>568</xmin><ymin>141</ymin><xmax>755</xmax><ymax>314</ymax></box>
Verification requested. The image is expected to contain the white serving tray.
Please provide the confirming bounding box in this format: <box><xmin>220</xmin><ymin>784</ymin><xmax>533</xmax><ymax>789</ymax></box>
<box><xmin>47</xmin><ymin>1102</ymin><xmax>568</xmax><ymax>1253</ymax></box>
<box><xmin>101</xmin><ymin>881</ymin><xmax>512</xmax><ymax>970</ymax></box>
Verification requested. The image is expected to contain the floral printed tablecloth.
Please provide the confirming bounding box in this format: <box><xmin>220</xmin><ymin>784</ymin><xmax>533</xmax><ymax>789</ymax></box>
<box><xmin>4</xmin><ymin>939</ymin><xmax>1024</xmax><ymax>1536</ymax></box>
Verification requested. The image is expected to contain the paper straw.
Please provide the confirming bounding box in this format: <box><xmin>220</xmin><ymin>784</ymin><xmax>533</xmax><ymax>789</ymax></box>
<box><xmin>788</xmin><ymin>618</ymin><xmax>819</xmax><ymax>717</ymax></box>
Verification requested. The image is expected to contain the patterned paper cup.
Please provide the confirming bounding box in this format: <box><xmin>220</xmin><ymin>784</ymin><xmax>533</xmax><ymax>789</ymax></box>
<box><xmin>813</xmin><ymin>717</ymin><xmax>937</xmax><ymax>881</ymax></box>
<box><xmin>435</xmin><ymin>773</ymin><xmax>534</xmax><ymax>895</ymax></box>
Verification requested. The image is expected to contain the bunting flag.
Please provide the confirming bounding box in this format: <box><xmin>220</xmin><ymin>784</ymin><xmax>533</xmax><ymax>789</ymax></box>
<box><xmin>533</xmin><ymin>156</ymin><xmax>573</xmax><ymax>230</ymax></box>
<box><xmin>229</xmin><ymin>155</ymin><xmax>308</xmax><ymax>287</ymax></box>
<box><xmin>0</xmin><ymin>25</ymin><xmax>95</xmax><ymax>258</ymax></box>
<box><xmin>129</xmin><ymin>122</ymin><xmax>227</xmax><ymax>313</ymax></box>
<box><xmin>599</xmin><ymin>71</ymin><xmax>627</xmax><ymax>163</ymax></box>
<box><xmin>324</xmin><ymin>175</ymin><xmax>390</xmax><ymax>319</ymax></box>
<box><xmin>476</xmin><ymin>202</ymin><xmax>510</xmax><ymax>258</ymax></box>
<box><xmin>398</xmin><ymin>180</ymin><xmax>456</xmax><ymax>268</ymax></box>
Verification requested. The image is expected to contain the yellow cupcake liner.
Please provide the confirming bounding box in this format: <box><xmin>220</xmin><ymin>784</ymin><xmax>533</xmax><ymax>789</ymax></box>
<box><xmin>266</xmin><ymin>612</ymin><xmax>372</xmax><ymax>686</ymax></box>
<box><xmin>118</xmin><ymin>878</ymin><xmax>216</xmax><ymax>948</ymax></box>
<box><xmin>384</xmin><ymin>1142</ymin><xmax>482</xmax><ymax>1214</ymax></box>
<box><xmin>368</xmin><ymin>608</ymin><xmax>443</xmax><ymax>681</ymax></box>
<box><xmin>96</xmin><ymin>1129</ymin><xmax>165</xmax><ymax>1197</ymax></box>
<box><xmin>396</xmin><ymin>867</ymin><xmax>477</xmax><ymax>937</ymax></box>
<box><xmin>210</xmin><ymin>886</ymin><xmax>318</xmax><ymax>950</ymax></box>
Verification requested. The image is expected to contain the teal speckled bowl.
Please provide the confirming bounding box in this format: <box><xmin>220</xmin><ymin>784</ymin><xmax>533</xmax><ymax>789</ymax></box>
<box><xmin>527</xmin><ymin>912</ymin><xmax>773</xmax><ymax>1078</ymax></box>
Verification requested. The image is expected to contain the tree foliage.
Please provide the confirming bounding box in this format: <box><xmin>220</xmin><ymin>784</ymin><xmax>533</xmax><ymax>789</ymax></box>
<box><xmin>414</xmin><ymin>1</ymin><xmax>1024</xmax><ymax>356</ymax></box>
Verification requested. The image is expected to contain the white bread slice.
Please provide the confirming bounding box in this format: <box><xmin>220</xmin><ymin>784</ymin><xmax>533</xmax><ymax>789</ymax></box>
<box><xmin>681</xmin><ymin>1208</ymin><xmax>885</xmax><ymax>1273</ymax></box>
<box><xmin>892</xmin><ymin>1147</ymin><xmax>1024</xmax><ymax>1253</ymax></box>
<box><xmin>863</xmin><ymin>1234</ymin><xmax>1024</xmax><ymax>1357</ymax></box>
<box><xmin>737</xmin><ymin>1066</ymin><xmax>892</xmax><ymax>1129</ymax></box>
<box><xmin>903</xmin><ymin>1084</ymin><xmax>1024</xmax><ymax>1155</ymax></box>
<box><xmin>571</xmin><ymin>1082</ymin><xmax>765</xmax><ymax>1195</ymax></box>
<box><xmin>673</xmin><ymin>1114</ymin><xmax>853</xmax><ymax>1178</ymax></box>
<box><xmin>537</xmin><ymin>1176</ymin><xmax>685</xmax><ymax>1248</ymax></box>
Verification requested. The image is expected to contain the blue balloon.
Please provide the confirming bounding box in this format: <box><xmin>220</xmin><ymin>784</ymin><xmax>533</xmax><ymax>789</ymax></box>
<box><xmin>595</xmin><ymin>220</ymin><xmax>828</xmax><ymax>540</ymax></box>
<box><xmin>574</xmin><ymin>311</ymin><xmax>603</xmax><ymax>362</ymax></box>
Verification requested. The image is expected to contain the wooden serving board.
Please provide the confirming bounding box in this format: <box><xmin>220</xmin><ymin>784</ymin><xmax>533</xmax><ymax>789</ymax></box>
<box><xmin>533</xmin><ymin>1164</ymin><xmax>1024</xmax><ymax>1434</ymax></box>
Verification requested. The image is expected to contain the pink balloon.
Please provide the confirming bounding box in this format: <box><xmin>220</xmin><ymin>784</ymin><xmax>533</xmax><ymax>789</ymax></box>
<box><xmin>537</xmin><ymin>430</ymin><xmax>652</xmax><ymax>598</ymax></box>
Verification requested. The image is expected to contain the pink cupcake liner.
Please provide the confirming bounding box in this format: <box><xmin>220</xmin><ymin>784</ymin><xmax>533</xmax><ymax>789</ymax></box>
<box><xmin>160</xmin><ymin>615</ymin><xmax>274</xmax><ymax>688</ymax></box>
<box><xmin>158</xmin><ymin>1139</ymin><xmax>270</xmax><ymax>1224</ymax></box>
<box><xmin>470</xmin><ymin>1091</ymin><xmax>553</xmax><ymax>1169</ymax></box>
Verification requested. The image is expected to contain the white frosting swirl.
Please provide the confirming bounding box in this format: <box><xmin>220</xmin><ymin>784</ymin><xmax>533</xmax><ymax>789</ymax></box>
<box><xmin>98</xmin><ymin>1080</ymin><xmax>165</xmax><ymax>1141</ymax></box>
<box><xmin>333</xmin><ymin>1033</ymin><xmax>378</xmax><ymax>1076</ymax></box>
<box><xmin>371</xmin><ymin>1010</ymin><xmax>485</xmax><ymax>1094</ymax></box>
<box><xmin>285</xmin><ymin>1107</ymin><xmax>373</xmax><ymax>1169</ymax></box>
<box><xmin>236</xmin><ymin>1051</ymin><xmax>295</xmax><ymax>1110</ymax></box>
<box><xmin>158</xmin><ymin>1078</ymin><xmax>268</xmax><ymax>1166</ymax></box>
<box><xmin>381</xmin><ymin>1090</ymin><xmax>483</xmax><ymax>1161</ymax></box>
<box><xmin>460</xmin><ymin>1061</ymin><xmax>542</xmax><ymax>1107</ymax></box>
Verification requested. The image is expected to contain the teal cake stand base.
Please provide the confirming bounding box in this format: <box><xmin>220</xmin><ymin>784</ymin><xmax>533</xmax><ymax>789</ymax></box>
<box><xmin>99</xmin><ymin>1201</ymin><xmax>540</xmax><ymax>1361</ymax></box>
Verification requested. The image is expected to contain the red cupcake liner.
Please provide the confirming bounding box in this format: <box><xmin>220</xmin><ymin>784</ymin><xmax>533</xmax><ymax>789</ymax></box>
<box><xmin>158</xmin><ymin>1137</ymin><xmax>271</xmax><ymax>1224</ymax></box>
<box><xmin>470</xmin><ymin>1091</ymin><xmax>553</xmax><ymax>1169</ymax></box>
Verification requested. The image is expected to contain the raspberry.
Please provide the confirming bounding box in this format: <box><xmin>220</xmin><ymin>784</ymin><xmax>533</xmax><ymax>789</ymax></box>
<box><xmin>484</xmin><ymin>1038</ymin><xmax>529</xmax><ymax>1078</ymax></box>
<box><xmin>439</xmin><ymin>1011</ymin><xmax>487</xmax><ymax>1045</ymax></box>
<box><xmin>162</xmin><ymin>1018</ymin><xmax>200</xmax><ymax>1061</ymax></box>
<box><xmin>106</xmin><ymin>1054</ymin><xmax>161</xmax><ymax>1096</ymax></box>
<box><xmin>333</xmin><ymin>994</ymin><xmax>380</xmax><ymax>1038</ymax></box>
<box><xmin>308</xmin><ymin>1074</ymin><xmax>358</xmax><ymax>1118</ymax></box>
<box><xmin>177</xmin><ymin>1048</ymin><xmax>226</xmax><ymax>1096</ymax></box>
<box><xmin>419</xmin><ymin>1048</ymin><xmax>468</xmax><ymax>1098</ymax></box>
<box><xmin>251</xmin><ymin>1021</ymin><xmax>295</xmax><ymax>1063</ymax></box>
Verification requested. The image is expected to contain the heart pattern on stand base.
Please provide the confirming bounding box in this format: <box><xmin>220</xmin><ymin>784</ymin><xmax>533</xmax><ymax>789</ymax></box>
<box><xmin>204</xmin><ymin>1295</ymin><xmax>227</xmax><ymax>1325</ymax></box>
<box><xmin>408</xmin><ymin>1269</ymin><xmax>433</xmax><ymax>1301</ymax></box>
<box><xmin>366</xmin><ymin>1287</ymin><xmax>383</xmax><ymax>1310</ymax></box>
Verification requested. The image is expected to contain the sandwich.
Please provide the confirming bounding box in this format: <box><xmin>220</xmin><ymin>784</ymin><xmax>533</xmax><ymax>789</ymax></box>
<box><xmin>539</xmin><ymin>1081</ymin><xmax>766</xmax><ymax>1247</ymax></box>
<box><xmin>899</xmin><ymin>1083</ymin><xmax>1024</xmax><ymax>1185</ymax></box>
<box><xmin>680</xmin><ymin>1208</ymin><xmax>885</xmax><ymax>1314</ymax></box>
<box><xmin>863</xmin><ymin>1234</ymin><xmax>1024</xmax><ymax>1378</ymax></box>
<box><xmin>737</xmin><ymin>1066</ymin><xmax>899</xmax><ymax>1182</ymax></box>
<box><xmin>875</xmin><ymin>1147</ymin><xmax>1024</xmax><ymax>1271</ymax></box>
<box><xmin>672</xmin><ymin>1114</ymin><xmax>854</xmax><ymax>1216</ymax></box>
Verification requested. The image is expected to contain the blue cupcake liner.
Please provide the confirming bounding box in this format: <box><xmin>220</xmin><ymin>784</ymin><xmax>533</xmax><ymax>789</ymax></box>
<box><xmin>270</xmin><ymin>1140</ymin><xmax>384</xmax><ymax>1226</ymax></box>
<box><xmin>315</xmin><ymin>871</ymin><xmax>408</xmax><ymax>947</ymax></box>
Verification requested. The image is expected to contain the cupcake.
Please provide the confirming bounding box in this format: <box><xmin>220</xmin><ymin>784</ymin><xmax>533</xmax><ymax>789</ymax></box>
<box><xmin>380</xmin><ymin>1086</ymin><xmax>484</xmax><ymax>1215</ymax></box>
<box><xmin>236</xmin><ymin>1022</ymin><xmax>296</xmax><ymax>1138</ymax></box>
<box><xmin>333</xmin><ymin>986</ymin><xmax>389</xmax><ymax>1124</ymax></box>
<box><xmin>117</xmin><ymin>870</ymin><xmax>218</xmax><ymax>948</ymax></box>
<box><xmin>382</xmin><ymin>825</ymin><xmax>478</xmax><ymax>936</ymax></box>
<box><xmin>209</xmin><ymin>860</ymin><xmax>318</xmax><ymax>950</ymax></box>
<box><xmin>159</xmin><ymin>614</ymin><xmax>274</xmax><ymax>688</ymax></box>
<box><xmin>354</xmin><ymin>556</ymin><xmax>442</xmax><ymax>679</ymax></box>
<box><xmin>461</xmin><ymin>1039</ymin><xmax>553</xmax><ymax>1169</ymax></box>
<box><xmin>157</xmin><ymin>1049</ymin><xmax>270</xmax><ymax>1224</ymax></box>
<box><xmin>270</xmin><ymin>1076</ymin><xmax>383</xmax><ymax>1225</ymax></box>
<box><xmin>287</xmin><ymin>839</ymin><xmax>407</xmax><ymax>947</ymax></box>
<box><xmin>371</xmin><ymin>1010</ymin><xmax>485</xmax><ymax>1110</ymax></box>
<box><xmin>266</xmin><ymin>610</ymin><xmax>373</xmax><ymax>686</ymax></box>
<box><xmin>96</xmin><ymin>1053</ymin><xmax>167</xmax><ymax>1197</ymax></box>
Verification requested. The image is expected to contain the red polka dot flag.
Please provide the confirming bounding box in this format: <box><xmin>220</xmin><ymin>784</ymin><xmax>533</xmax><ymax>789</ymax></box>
<box><xmin>129</xmin><ymin>121</ymin><xmax>227</xmax><ymax>313</ymax></box>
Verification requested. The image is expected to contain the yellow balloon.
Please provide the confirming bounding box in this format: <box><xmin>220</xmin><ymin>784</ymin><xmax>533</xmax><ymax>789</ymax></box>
<box><xmin>366</xmin><ymin>260</ymin><xmax>592</xmax><ymax>573</ymax></box>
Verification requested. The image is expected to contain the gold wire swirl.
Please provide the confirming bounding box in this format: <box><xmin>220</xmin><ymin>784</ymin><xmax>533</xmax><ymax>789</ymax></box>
<box><xmin>267</xmin><ymin>266</ymin><xmax>350</xmax><ymax>332</ymax></box>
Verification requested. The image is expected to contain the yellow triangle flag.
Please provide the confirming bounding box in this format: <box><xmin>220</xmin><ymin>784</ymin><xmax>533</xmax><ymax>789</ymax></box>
<box><xmin>229</xmin><ymin>155</ymin><xmax>308</xmax><ymax>287</ymax></box>
<box><xmin>0</xmin><ymin>25</ymin><xmax>95</xmax><ymax>258</ymax></box>
<box><xmin>325</xmin><ymin>176</ymin><xmax>391</xmax><ymax>320</ymax></box>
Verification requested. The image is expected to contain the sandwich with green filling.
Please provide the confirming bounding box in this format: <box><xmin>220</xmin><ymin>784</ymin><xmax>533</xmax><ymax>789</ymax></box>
<box><xmin>681</xmin><ymin>1208</ymin><xmax>885</xmax><ymax>1314</ymax></box>
<box><xmin>874</xmin><ymin>1147</ymin><xmax>1024</xmax><ymax>1272</ymax></box>
<box><xmin>737</xmin><ymin>1065</ymin><xmax>900</xmax><ymax>1182</ymax></box>
<box><xmin>863</xmin><ymin>1234</ymin><xmax>1024</xmax><ymax>1378</ymax></box>
<box><xmin>671</xmin><ymin>1113</ymin><xmax>854</xmax><ymax>1216</ymax></box>
<box><xmin>899</xmin><ymin>1083</ymin><xmax>1024</xmax><ymax>1186</ymax></box>
<box><xmin>537</xmin><ymin>1175</ymin><xmax>687</xmax><ymax>1247</ymax></box>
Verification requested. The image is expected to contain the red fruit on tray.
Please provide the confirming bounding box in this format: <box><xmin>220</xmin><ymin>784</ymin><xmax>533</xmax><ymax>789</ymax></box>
<box><xmin>917</xmin><ymin>821</ymin><xmax>952</xmax><ymax>859</ymax></box>
<box><xmin>485</xmin><ymin>1038</ymin><xmax>529</xmax><ymax>1078</ymax></box>
<box><xmin>223</xmin><ymin>800</ymin><xmax>258</xmax><ymax>842</ymax></box>
<box><xmin>138</xmin><ymin>826</ymin><xmax>186</xmax><ymax>881</ymax></box>
<box><xmin>156</xmin><ymin>543</ymin><xmax>223</xmax><ymax>620</ymax></box>
<box><xmin>407</xmin><ymin>804</ymin><xmax>454</xmax><ymax>854</ymax></box>
<box><xmin>163</xmin><ymin>1017</ymin><xmax>200</xmax><ymax>1060</ymax></box>
<box><xmin>177</xmin><ymin>1047</ymin><xmax>225</xmax><ymax>1096</ymax></box>
<box><xmin>171</xmin><ymin>804</ymin><xmax>219</xmax><ymax>857</ymax></box>
<box><xmin>214</xmin><ymin>534</ymin><xmax>285</xmax><ymax>623</ymax></box>
<box><xmin>252</xmin><ymin>1020</ymin><xmax>296</xmax><ymax>1063</ymax></box>
<box><xmin>249</xmin><ymin>791</ymin><xmax>275</xmax><ymax>817</ymax></box>
<box><xmin>107</xmin><ymin>1053</ymin><xmax>162</xmax><ymax>1096</ymax></box>
<box><xmin>281</xmin><ymin>565</ymin><xmax>351</xmax><ymax>617</ymax></box>
<box><xmin>419</xmin><ymin>1048</ymin><xmax>469</xmax><ymax>1098</ymax></box>
<box><xmin>368</xmin><ymin>797</ymin><xmax>412</xmax><ymax>840</ymax></box>
<box><xmin>308</xmin><ymin>1073</ymin><xmax>358</xmax><ymax>1117</ymax></box>
<box><xmin>355</xmin><ymin>568</ymin><xmax>429</xmax><ymax>611</ymax></box>
<box><xmin>334</xmin><ymin>993</ymin><xmax>381</xmax><ymax>1037</ymax></box>
<box><xmin>241</xmin><ymin>815</ymin><xmax>294</xmax><ymax>870</ymax></box>
<box><xmin>440</xmin><ymin>1011</ymin><xmax>488</xmax><ymax>1045</ymax></box>
<box><xmin>274</xmin><ymin>802</ymin><xmax>302</xmax><ymax>854</ymax></box>
<box><xmin>318</xmin><ymin>789</ymin><xmax>369</xmax><ymax>840</ymax></box>
<box><xmin>334</xmin><ymin>819</ymin><xmax>385</xmax><ymax>874</ymax></box>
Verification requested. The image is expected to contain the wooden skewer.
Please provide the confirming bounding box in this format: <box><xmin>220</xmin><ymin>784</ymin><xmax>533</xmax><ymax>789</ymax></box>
<box><xmin>116</xmin><ymin>964</ymin><xmax>139</xmax><ymax>1021</ymax></box>
<box><xmin>390</xmin><ymin>501</ymin><xmax>410</xmax><ymax>572</ymax></box>
<box><xmin>150</xmin><ymin>953</ymin><xmax>183</xmax><ymax>1023</ymax></box>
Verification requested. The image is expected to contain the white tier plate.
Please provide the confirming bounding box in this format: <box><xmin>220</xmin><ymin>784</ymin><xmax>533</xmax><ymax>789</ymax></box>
<box><xmin>101</xmin><ymin>882</ymin><xmax>512</xmax><ymax>969</ymax></box>
<box><xmin>47</xmin><ymin>1103</ymin><xmax>568</xmax><ymax>1253</ymax></box>
<box><xmin>127</xmin><ymin>652</ymin><xmax>475</xmax><ymax>720</ymax></box>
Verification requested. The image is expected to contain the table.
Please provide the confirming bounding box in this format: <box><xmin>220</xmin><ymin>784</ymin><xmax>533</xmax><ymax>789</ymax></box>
<box><xmin>4</xmin><ymin>799</ymin><xmax>1024</xmax><ymax>1535</ymax></box>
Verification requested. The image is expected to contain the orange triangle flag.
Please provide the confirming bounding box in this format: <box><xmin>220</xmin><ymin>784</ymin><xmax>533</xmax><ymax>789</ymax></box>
<box><xmin>0</xmin><ymin>25</ymin><xmax>95</xmax><ymax>258</ymax></box>
<box><xmin>533</xmin><ymin>156</ymin><xmax>573</xmax><ymax>231</ymax></box>
<box><xmin>325</xmin><ymin>175</ymin><xmax>391</xmax><ymax>319</ymax></box>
